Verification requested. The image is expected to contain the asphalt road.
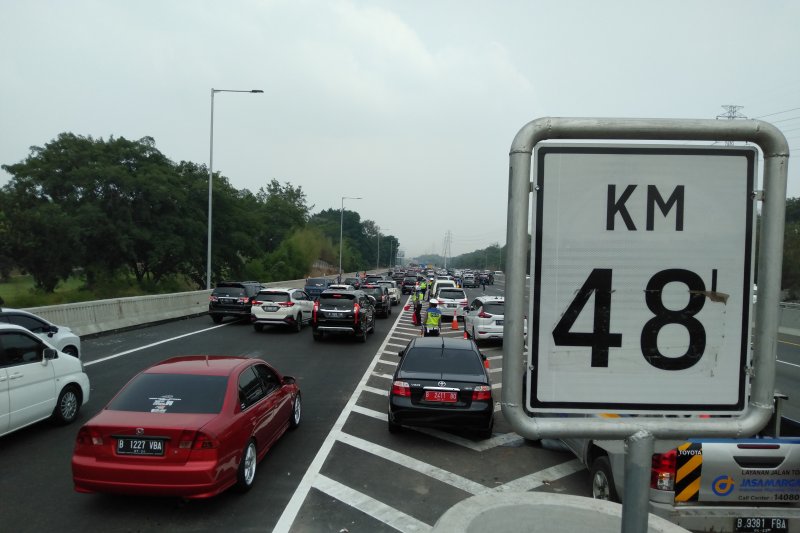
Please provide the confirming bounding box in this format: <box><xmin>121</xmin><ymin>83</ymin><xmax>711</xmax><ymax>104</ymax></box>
<box><xmin>1</xmin><ymin>278</ymin><xmax>797</xmax><ymax>532</ymax></box>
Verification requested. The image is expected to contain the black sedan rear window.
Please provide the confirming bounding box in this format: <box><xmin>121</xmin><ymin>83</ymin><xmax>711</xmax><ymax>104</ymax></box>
<box><xmin>107</xmin><ymin>374</ymin><xmax>228</xmax><ymax>414</ymax></box>
<box><xmin>212</xmin><ymin>287</ymin><xmax>246</xmax><ymax>297</ymax></box>
<box><xmin>319</xmin><ymin>293</ymin><xmax>356</xmax><ymax>306</ymax></box>
<box><xmin>402</xmin><ymin>348</ymin><xmax>483</xmax><ymax>375</ymax></box>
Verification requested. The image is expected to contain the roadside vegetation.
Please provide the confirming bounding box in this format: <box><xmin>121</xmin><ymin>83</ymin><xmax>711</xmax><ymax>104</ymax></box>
<box><xmin>0</xmin><ymin>133</ymin><xmax>398</xmax><ymax>307</ymax></box>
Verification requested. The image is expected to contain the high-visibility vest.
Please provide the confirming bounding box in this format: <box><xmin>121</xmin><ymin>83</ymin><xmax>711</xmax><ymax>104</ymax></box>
<box><xmin>425</xmin><ymin>307</ymin><xmax>442</xmax><ymax>327</ymax></box>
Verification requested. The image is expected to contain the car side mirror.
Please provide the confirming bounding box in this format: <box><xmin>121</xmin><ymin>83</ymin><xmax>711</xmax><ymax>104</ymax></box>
<box><xmin>367</xmin><ymin>295</ymin><xmax>376</xmax><ymax>304</ymax></box>
<box><xmin>398</xmin><ymin>350</ymin><xmax>405</xmax><ymax>358</ymax></box>
<box><xmin>282</xmin><ymin>375</ymin><xmax>296</xmax><ymax>385</ymax></box>
<box><xmin>44</xmin><ymin>348</ymin><xmax>57</xmax><ymax>362</ymax></box>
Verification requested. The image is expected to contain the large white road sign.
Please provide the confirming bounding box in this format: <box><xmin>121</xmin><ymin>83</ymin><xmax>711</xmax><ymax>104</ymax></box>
<box><xmin>528</xmin><ymin>145</ymin><xmax>757</xmax><ymax>414</ymax></box>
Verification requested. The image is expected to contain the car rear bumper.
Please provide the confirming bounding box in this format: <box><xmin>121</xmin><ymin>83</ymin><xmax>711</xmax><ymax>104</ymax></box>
<box><xmin>389</xmin><ymin>398</ymin><xmax>493</xmax><ymax>432</ymax></box>
<box><xmin>649</xmin><ymin>501</ymin><xmax>800</xmax><ymax>532</ymax></box>
<box><xmin>72</xmin><ymin>457</ymin><xmax>232</xmax><ymax>499</ymax></box>
<box><xmin>209</xmin><ymin>307</ymin><xmax>251</xmax><ymax>317</ymax></box>
<box><xmin>251</xmin><ymin>314</ymin><xmax>296</xmax><ymax>325</ymax></box>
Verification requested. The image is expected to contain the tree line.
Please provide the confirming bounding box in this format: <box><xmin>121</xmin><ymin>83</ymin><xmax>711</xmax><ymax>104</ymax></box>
<box><xmin>0</xmin><ymin>133</ymin><xmax>399</xmax><ymax>293</ymax></box>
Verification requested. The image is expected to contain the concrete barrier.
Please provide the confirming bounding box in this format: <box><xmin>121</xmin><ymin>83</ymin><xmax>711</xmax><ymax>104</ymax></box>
<box><xmin>21</xmin><ymin>273</ymin><xmax>367</xmax><ymax>337</ymax></box>
<box><xmin>431</xmin><ymin>492</ymin><xmax>688</xmax><ymax>533</ymax></box>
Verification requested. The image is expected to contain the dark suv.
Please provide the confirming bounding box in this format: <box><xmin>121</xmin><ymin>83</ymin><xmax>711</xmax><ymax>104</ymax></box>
<box><xmin>208</xmin><ymin>281</ymin><xmax>263</xmax><ymax>323</ymax></box>
<box><xmin>311</xmin><ymin>289</ymin><xmax>375</xmax><ymax>342</ymax></box>
<box><xmin>401</xmin><ymin>276</ymin><xmax>418</xmax><ymax>294</ymax></box>
<box><xmin>304</xmin><ymin>277</ymin><xmax>333</xmax><ymax>300</ymax></box>
<box><xmin>361</xmin><ymin>284</ymin><xmax>391</xmax><ymax>317</ymax></box>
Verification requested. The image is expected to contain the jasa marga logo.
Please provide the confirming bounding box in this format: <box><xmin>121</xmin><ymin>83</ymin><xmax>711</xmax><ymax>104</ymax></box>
<box><xmin>712</xmin><ymin>475</ymin><xmax>736</xmax><ymax>496</ymax></box>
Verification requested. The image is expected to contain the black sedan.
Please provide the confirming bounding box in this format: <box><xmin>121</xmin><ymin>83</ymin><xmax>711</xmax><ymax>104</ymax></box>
<box><xmin>388</xmin><ymin>337</ymin><xmax>494</xmax><ymax>438</ymax></box>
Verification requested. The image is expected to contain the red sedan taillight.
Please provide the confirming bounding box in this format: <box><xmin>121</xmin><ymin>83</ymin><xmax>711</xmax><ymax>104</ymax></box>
<box><xmin>472</xmin><ymin>386</ymin><xmax>492</xmax><ymax>401</ymax></box>
<box><xmin>179</xmin><ymin>430</ymin><xmax>220</xmax><ymax>459</ymax></box>
<box><xmin>391</xmin><ymin>381</ymin><xmax>411</xmax><ymax>397</ymax></box>
<box><xmin>651</xmin><ymin>449</ymin><xmax>677</xmax><ymax>491</ymax></box>
<box><xmin>76</xmin><ymin>427</ymin><xmax>104</xmax><ymax>446</ymax></box>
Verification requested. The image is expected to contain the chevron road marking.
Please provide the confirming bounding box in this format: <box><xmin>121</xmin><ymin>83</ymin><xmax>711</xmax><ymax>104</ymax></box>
<box><xmin>313</xmin><ymin>475</ymin><xmax>432</xmax><ymax>533</ymax></box>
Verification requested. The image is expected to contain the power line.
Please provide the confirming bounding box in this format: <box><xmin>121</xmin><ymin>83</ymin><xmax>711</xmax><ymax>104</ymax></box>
<box><xmin>770</xmin><ymin>115</ymin><xmax>800</xmax><ymax>124</ymax></box>
<box><xmin>754</xmin><ymin>106</ymin><xmax>800</xmax><ymax>119</ymax></box>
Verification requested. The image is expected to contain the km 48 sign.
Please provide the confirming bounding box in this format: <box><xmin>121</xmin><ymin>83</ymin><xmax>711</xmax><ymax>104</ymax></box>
<box><xmin>528</xmin><ymin>145</ymin><xmax>757</xmax><ymax>414</ymax></box>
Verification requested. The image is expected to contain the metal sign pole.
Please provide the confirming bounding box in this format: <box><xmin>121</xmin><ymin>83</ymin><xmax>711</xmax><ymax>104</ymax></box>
<box><xmin>621</xmin><ymin>430</ymin><xmax>655</xmax><ymax>533</ymax></box>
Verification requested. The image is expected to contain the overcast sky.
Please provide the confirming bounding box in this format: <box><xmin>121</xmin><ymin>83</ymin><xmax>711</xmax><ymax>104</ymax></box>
<box><xmin>2</xmin><ymin>0</ymin><xmax>799</xmax><ymax>259</ymax></box>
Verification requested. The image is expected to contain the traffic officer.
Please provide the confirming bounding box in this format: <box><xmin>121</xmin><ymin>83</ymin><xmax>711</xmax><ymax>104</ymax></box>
<box><xmin>423</xmin><ymin>298</ymin><xmax>443</xmax><ymax>336</ymax></box>
<box><xmin>413</xmin><ymin>286</ymin><xmax>425</xmax><ymax>325</ymax></box>
<box><xmin>418</xmin><ymin>278</ymin><xmax>428</xmax><ymax>299</ymax></box>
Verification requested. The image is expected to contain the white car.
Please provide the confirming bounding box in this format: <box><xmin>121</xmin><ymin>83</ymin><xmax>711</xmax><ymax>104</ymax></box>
<box><xmin>329</xmin><ymin>284</ymin><xmax>355</xmax><ymax>291</ymax></box>
<box><xmin>376</xmin><ymin>280</ymin><xmax>400</xmax><ymax>305</ymax></box>
<box><xmin>0</xmin><ymin>307</ymin><xmax>81</xmax><ymax>358</ymax></box>
<box><xmin>464</xmin><ymin>296</ymin><xmax>526</xmax><ymax>342</ymax></box>
<box><xmin>435</xmin><ymin>287</ymin><xmax>468</xmax><ymax>320</ymax></box>
<box><xmin>0</xmin><ymin>323</ymin><xmax>90</xmax><ymax>437</ymax></box>
<box><xmin>250</xmin><ymin>288</ymin><xmax>316</xmax><ymax>332</ymax></box>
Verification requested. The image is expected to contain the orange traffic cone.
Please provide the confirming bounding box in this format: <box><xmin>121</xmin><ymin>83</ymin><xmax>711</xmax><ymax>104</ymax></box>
<box><xmin>451</xmin><ymin>311</ymin><xmax>459</xmax><ymax>330</ymax></box>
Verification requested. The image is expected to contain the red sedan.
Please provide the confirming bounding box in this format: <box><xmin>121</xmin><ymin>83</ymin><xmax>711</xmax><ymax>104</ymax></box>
<box><xmin>72</xmin><ymin>356</ymin><xmax>301</xmax><ymax>498</ymax></box>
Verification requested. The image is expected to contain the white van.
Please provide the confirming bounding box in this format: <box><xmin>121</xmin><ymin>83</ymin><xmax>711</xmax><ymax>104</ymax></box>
<box><xmin>0</xmin><ymin>323</ymin><xmax>90</xmax><ymax>437</ymax></box>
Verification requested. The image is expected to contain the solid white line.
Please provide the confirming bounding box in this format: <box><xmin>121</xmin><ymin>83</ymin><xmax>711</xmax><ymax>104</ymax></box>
<box><xmin>778</xmin><ymin>359</ymin><xmax>800</xmax><ymax>369</ymax></box>
<box><xmin>83</xmin><ymin>324</ymin><xmax>229</xmax><ymax>367</ymax></box>
<box><xmin>274</xmin><ymin>299</ymin><xmax>408</xmax><ymax>533</ymax></box>
<box><xmin>337</xmin><ymin>432</ymin><xmax>487</xmax><ymax>495</ymax></box>
<box><xmin>493</xmin><ymin>459</ymin><xmax>584</xmax><ymax>493</ymax></box>
<box><xmin>313</xmin><ymin>475</ymin><xmax>432</xmax><ymax>533</ymax></box>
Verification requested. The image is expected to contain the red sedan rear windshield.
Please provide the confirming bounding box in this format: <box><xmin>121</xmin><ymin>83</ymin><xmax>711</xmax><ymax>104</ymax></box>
<box><xmin>107</xmin><ymin>374</ymin><xmax>228</xmax><ymax>414</ymax></box>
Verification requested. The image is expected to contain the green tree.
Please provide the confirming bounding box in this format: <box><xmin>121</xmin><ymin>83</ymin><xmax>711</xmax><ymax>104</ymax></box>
<box><xmin>254</xmin><ymin>180</ymin><xmax>311</xmax><ymax>253</ymax></box>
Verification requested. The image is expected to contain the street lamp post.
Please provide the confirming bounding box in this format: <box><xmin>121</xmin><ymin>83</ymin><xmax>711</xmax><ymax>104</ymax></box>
<box><xmin>376</xmin><ymin>231</ymin><xmax>381</xmax><ymax>270</ymax></box>
<box><xmin>206</xmin><ymin>88</ymin><xmax>263</xmax><ymax>290</ymax></box>
<box><xmin>338</xmin><ymin>196</ymin><xmax>362</xmax><ymax>283</ymax></box>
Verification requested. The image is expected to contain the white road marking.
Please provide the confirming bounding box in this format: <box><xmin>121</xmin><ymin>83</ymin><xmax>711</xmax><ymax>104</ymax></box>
<box><xmin>488</xmin><ymin>367</ymin><xmax>502</xmax><ymax>374</ymax></box>
<box><xmin>778</xmin><ymin>359</ymin><xmax>800</xmax><ymax>369</ymax></box>
<box><xmin>487</xmin><ymin>355</ymin><xmax>503</xmax><ymax>361</ymax></box>
<box><xmin>313</xmin><ymin>475</ymin><xmax>432</xmax><ymax>533</ymax></box>
<box><xmin>363</xmin><ymin>385</ymin><xmax>388</xmax><ymax>397</ymax></box>
<box><xmin>352</xmin><ymin>404</ymin><xmax>388</xmax><ymax>421</ymax></box>
<box><xmin>386</xmin><ymin>342</ymin><xmax>409</xmax><ymax>348</ymax></box>
<box><xmin>274</xmin><ymin>302</ymin><xmax>408</xmax><ymax>533</ymax></box>
<box><xmin>337</xmin><ymin>432</ymin><xmax>487</xmax><ymax>495</ymax></box>
<box><xmin>83</xmin><ymin>324</ymin><xmax>229</xmax><ymax>367</ymax></box>
<box><xmin>493</xmin><ymin>459</ymin><xmax>585</xmax><ymax>493</ymax></box>
<box><xmin>372</xmin><ymin>372</ymin><xmax>394</xmax><ymax>380</ymax></box>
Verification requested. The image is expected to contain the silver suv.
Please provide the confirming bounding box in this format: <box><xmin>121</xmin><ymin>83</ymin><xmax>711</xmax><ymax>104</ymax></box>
<box><xmin>464</xmin><ymin>296</ymin><xmax>508</xmax><ymax>342</ymax></box>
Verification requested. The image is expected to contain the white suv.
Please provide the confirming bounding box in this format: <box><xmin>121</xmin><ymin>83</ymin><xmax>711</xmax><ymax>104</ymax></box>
<box><xmin>0</xmin><ymin>308</ymin><xmax>81</xmax><ymax>358</ymax></box>
<box><xmin>435</xmin><ymin>287</ymin><xmax>468</xmax><ymax>321</ymax></box>
<box><xmin>464</xmin><ymin>296</ymin><xmax>526</xmax><ymax>342</ymax></box>
<box><xmin>0</xmin><ymin>323</ymin><xmax>90</xmax><ymax>437</ymax></box>
<box><xmin>250</xmin><ymin>288</ymin><xmax>316</xmax><ymax>332</ymax></box>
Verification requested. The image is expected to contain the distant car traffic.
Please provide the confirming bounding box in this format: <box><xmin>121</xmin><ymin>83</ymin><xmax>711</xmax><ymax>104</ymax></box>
<box><xmin>375</xmin><ymin>280</ymin><xmax>400</xmax><ymax>305</ymax></box>
<box><xmin>311</xmin><ymin>289</ymin><xmax>376</xmax><ymax>342</ymax></box>
<box><xmin>208</xmin><ymin>281</ymin><xmax>263</xmax><ymax>324</ymax></box>
<box><xmin>303</xmin><ymin>277</ymin><xmax>333</xmax><ymax>300</ymax></box>
<box><xmin>435</xmin><ymin>287</ymin><xmax>468</xmax><ymax>321</ymax></box>
<box><xmin>0</xmin><ymin>323</ymin><xmax>90</xmax><ymax>438</ymax></box>
<box><xmin>388</xmin><ymin>337</ymin><xmax>494</xmax><ymax>438</ymax></box>
<box><xmin>401</xmin><ymin>276</ymin><xmax>418</xmax><ymax>294</ymax></box>
<box><xmin>343</xmin><ymin>277</ymin><xmax>362</xmax><ymax>290</ymax></box>
<box><xmin>72</xmin><ymin>356</ymin><xmax>300</xmax><ymax>498</ymax></box>
<box><xmin>250</xmin><ymin>288</ymin><xmax>315</xmax><ymax>332</ymax></box>
<box><xmin>0</xmin><ymin>307</ymin><xmax>81</xmax><ymax>358</ymax></box>
<box><xmin>361</xmin><ymin>284</ymin><xmax>392</xmax><ymax>317</ymax></box>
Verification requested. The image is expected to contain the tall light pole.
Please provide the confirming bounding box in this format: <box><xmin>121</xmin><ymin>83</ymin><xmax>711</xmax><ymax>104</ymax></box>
<box><xmin>207</xmin><ymin>88</ymin><xmax>263</xmax><ymax>290</ymax></box>
<box><xmin>376</xmin><ymin>229</ymin><xmax>381</xmax><ymax>270</ymax></box>
<box><xmin>339</xmin><ymin>196</ymin><xmax>362</xmax><ymax>282</ymax></box>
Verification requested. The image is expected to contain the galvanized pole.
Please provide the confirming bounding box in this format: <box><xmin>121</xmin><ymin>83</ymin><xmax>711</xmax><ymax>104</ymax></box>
<box><xmin>621</xmin><ymin>430</ymin><xmax>655</xmax><ymax>533</ymax></box>
<box><xmin>206</xmin><ymin>89</ymin><xmax>215</xmax><ymax>290</ymax></box>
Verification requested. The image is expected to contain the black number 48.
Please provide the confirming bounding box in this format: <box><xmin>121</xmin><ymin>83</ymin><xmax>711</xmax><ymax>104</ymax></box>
<box><xmin>552</xmin><ymin>268</ymin><xmax>707</xmax><ymax>371</ymax></box>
